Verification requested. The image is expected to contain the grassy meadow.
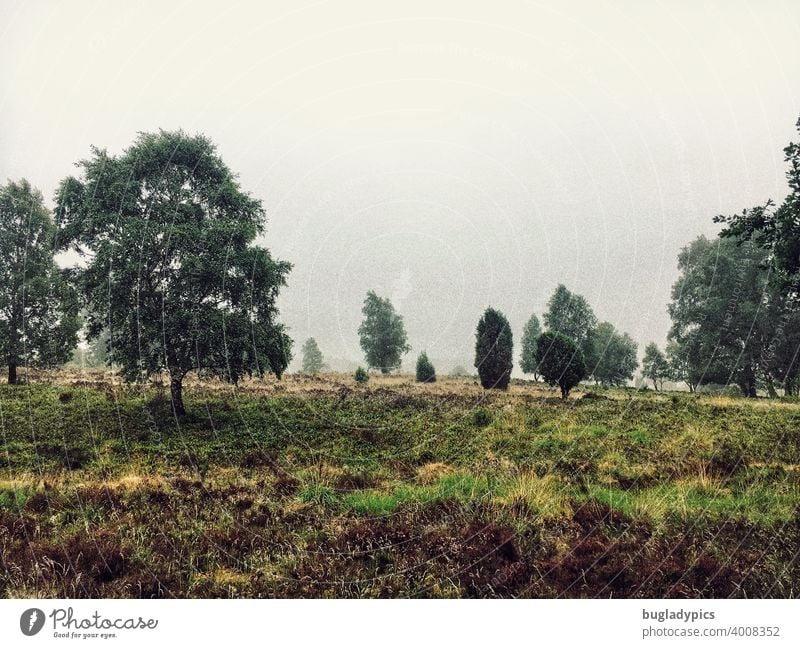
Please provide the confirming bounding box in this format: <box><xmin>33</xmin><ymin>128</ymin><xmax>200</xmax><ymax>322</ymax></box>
<box><xmin>1</xmin><ymin>370</ymin><xmax>799</xmax><ymax>598</ymax></box>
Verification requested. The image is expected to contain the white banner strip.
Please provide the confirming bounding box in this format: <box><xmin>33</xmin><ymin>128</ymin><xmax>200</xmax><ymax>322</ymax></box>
<box><xmin>1</xmin><ymin>599</ymin><xmax>798</xmax><ymax>648</ymax></box>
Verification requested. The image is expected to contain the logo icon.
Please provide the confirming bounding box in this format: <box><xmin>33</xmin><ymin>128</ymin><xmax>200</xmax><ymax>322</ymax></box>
<box><xmin>20</xmin><ymin>608</ymin><xmax>45</xmax><ymax>636</ymax></box>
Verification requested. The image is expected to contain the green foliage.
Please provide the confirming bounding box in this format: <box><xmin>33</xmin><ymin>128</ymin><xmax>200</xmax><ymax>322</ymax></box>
<box><xmin>301</xmin><ymin>337</ymin><xmax>324</xmax><ymax>374</ymax></box>
<box><xmin>0</xmin><ymin>179</ymin><xmax>81</xmax><ymax>383</ymax></box>
<box><xmin>415</xmin><ymin>352</ymin><xmax>436</xmax><ymax>383</ymax></box>
<box><xmin>767</xmin><ymin>310</ymin><xmax>800</xmax><ymax>396</ymax></box>
<box><xmin>535</xmin><ymin>331</ymin><xmax>586</xmax><ymax>398</ymax></box>
<box><xmin>666</xmin><ymin>236</ymin><xmax>794</xmax><ymax>396</ymax></box>
<box><xmin>0</xmin><ymin>486</ymin><xmax>33</xmax><ymax>511</ymax></box>
<box><xmin>543</xmin><ymin>284</ymin><xmax>597</xmax><ymax>372</ymax></box>
<box><xmin>354</xmin><ymin>366</ymin><xmax>369</xmax><ymax>383</ymax></box>
<box><xmin>705</xmin><ymin>115</ymin><xmax>800</xmax><ymax>396</ymax></box>
<box><xmin>519</xmin><ymin>313</ymin><xmax>542</xmax><ymax>378</ymax></box>
<box><xmin>716</xmin><ymin>114</ymin><xmax>800</xmax><ymax>287</ymax></box>
<box><xmin>54</xmin><ymin>130</ymin><xmax>292</xmax><ymax>414</ymax></box>
<box><xmin>474</xmin><ymin>307</ymin><xmax>513</xmax><ymax>390</ymax></box>
<box><xmin>591</xmin><ymin>321</ymin><xmax>638</xmax><ymax>386</ymax></box>
<box><xmin>641</xmin><ymin>342</ymin><xmax>670</xmax><ymax>390</ymax></box>
<box><xmin>665</xmin><ymin>339</ymin><xmax>693</xmax><ymax>392</ymax></box>
<box><xmin>357</xmin><ymin>291</ymin><xmax>410</xmax><ymax>374</ymax></box>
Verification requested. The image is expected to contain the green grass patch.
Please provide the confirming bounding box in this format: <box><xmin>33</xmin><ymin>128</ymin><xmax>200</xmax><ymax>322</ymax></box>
<box><xmin>584</xmin><ymin>479</ymin><xmax>800</xmax><ymax>525</ymax></box>
<box><xmin>340</xmin><ymin>473</ymin><xmax>495</xmax><ymax>516</ymax></box>
<box><xmin>0</xmin><ymin>486</ymin><xmax>33</xmax><ymax>510</ymax></box>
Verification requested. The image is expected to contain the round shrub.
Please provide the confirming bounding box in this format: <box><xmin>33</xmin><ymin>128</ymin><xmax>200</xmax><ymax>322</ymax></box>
<box><xmin>471</xmin><ymin>407</ymin><xmax>493</xmax><ymax>427</ymax></box>
<box><xmin>354</xmin><ymin>367</ymin><xmax>369</xmax><ymax>384</ymax></box>
<box><xmin>535</xmin><ymin>331</ymin><xmax>586</xmax><ymax>399</ymax></box>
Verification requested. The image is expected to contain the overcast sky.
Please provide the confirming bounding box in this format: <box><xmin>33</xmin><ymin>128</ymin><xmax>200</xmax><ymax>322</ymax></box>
<box><xmin>2</xmin><ymin>0</ymin><xmax>798</xmax><ymax>372</ymax></box>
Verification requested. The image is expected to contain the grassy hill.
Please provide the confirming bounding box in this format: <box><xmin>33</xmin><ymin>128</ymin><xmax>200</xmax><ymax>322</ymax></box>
<box><xmin>1</xmin><ymin>371</ymin><xmax>798</xmax><ymax>597</ymax></box>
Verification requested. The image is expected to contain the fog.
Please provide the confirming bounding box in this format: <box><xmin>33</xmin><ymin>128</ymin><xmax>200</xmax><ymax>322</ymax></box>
<box><xmin>2</xmin><ymin>0</ymin><xmax>798</xmax><ymax>373</ymax></box>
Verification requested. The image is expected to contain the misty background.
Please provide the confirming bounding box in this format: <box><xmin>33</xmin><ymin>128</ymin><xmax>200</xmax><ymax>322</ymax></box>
<box><xmin>2</xmin><ymin>0</ymin><xmax>798</xmax><ymax>374</ymax></box>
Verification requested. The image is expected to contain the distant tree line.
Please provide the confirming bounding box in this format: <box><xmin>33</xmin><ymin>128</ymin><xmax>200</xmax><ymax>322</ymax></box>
<box><xmin>4</xmin><ymin>115</ymin><xmax>799</xmax><ymax>407</ymax></box>
<box><xmin>471</xmin><ymin>283</ymin><xmax>638</xmax><ymax>398</ymax></box>
<box><xmin>346</xmin><ymin>110</ymin><xmax>800</xmax><ymax>399</ymax></box>
<box><xmin>345</xmin><ymin>281</ymin><xmax>637</xmax><ymax>399</ymax></box>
